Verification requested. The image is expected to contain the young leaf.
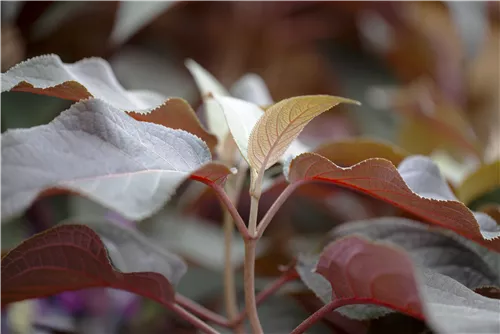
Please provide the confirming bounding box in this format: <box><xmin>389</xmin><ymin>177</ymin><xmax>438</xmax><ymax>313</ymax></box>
<box><xmin>1</xmin><ymin>224</ymin><xmax>178</xmax><ymax>306</ymax></box>
<box><xmin>247</xmin><ymin>95</ymin><xmax>360</xmax><ymax>173</ymax></box>
<box><xmin>212</xmin><ymin>95</ymin><xmax>264</xmax><ymax>164</ymax></box>
<box><xmin>2</xmin><ymin>99</ymin><xmax>231</xmax><ymax>222</ymax></box>
<box><xmin>286</xmin><ymin>153</ymin><xmax>500</xmax><ymax>251</ymax></box>
<box><xmin>307</xmin><ymin>236</ymin><xmax>500</xmax><ymax>333</ymax></box>
<box><xmin>314</xmin><ymin>138</ymin><xmax>409</xmax><ymax>167</ymax></box>
<box><xmin>185</xmin><ymin>59</ymin><xmax>230</xmax><ymax>145</ymax></box>
<box><xmin>66</xmin><ymin>217</ymin><xmax>187</xmax><ymax>285</ymax></box>
<box><xmin>128</xmin><ymin>97</ymin><xmax>218</xmax><ymax>153</ymax></box>
<box><xmin>458</xmin><ymin>160</ymin><xmax>500</xmax><ymax>205</ymax></box>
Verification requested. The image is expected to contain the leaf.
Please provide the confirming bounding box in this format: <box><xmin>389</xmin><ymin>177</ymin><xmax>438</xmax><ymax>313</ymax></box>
<box><xmin>286</xmin><ymin>153</ymin><xmax>500</xmax><ymax>250</ymax></box>
<box><xmin>212</xmin><ymin>95</ymin><xmax>264</xmax><ymax>164</ymax></box>
<box><xmin>65</xmin><ymin>216</ymin><xmax>187</xmax><ymax>285</ymax></box>
<box><xmin>330</xmin><ymin>217</ymin><xmax>500</xmax><ymax>288</ymax></box>
<box><xmin>229</xmin><ymin>73</ymin><xmax>274</xmax><ymax>106</ymax></box>
<box><xmin>247</xmin><ymin>95</ymin><xmax>360</xmax><ymax>173</ymax></box>
<box><xmin>139</xmin><ymin>211</ymin><xmax>250</xmax><ymax>271</ymax></box>
<box><xmin>1</xmin><ymin>224</ymin><xmax>178</xmax><ymax>306</ymax></box>
<box><xmin>110</xmin><ymin>1</ymin><xmax>174</xmax><ymax>45</ymax></box>
<box><xmin>185</xmin><ymin>59</ymin><xmax>230</xmax><ymax>145</ymax></box>
<box><xmin>458</xmin><ymin>160</ymin><xmax>500</xmax><ymax>205</ymax></box>
<box><xmin>0</xmin><ymin>55</ymin><xmax>221</xmax><ymax>151</ymax></box>
<box><xmin>1</xmin><ymin>54</ymin><xmax>165</xmax><ymax>110</ymax></box>
<box><xmin>128</xmin><ymin>97</ymin><xmax>218</xmax><ymax>153</ymax></box>
<box><xmin>314</xmin><ymin>138</ymin><xmax>409</xmax><ymax>167</ymax></box>
<box><xmin>307</xmin><ymin>236</ymin><xmax>500</xmax><ymax>333</ymax></box>
<box><xmin>297</xmin><ymin>215</ymin><xmax>500</xmax><ymax>321</ymax></box>
<box><xmin>2</xmin><ymin>98</ymin><xmax>231</xmax><ymax>222</ymax></box>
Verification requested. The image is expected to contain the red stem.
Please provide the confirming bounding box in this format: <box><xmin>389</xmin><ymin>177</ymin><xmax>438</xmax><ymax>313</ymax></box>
<box><xmin>167</xmin><ymin>303</ymin><xmax>221</xmax><ymax>334</ymax></box>
<box><xmin>290</xmin><ymin>299</ymin><xmax>367</xmax><ymax>334</ymax></box>
<box><xmin>175</xmin><ymin>294</ymin><xmax>230</xmax><ymax>328</ymax></box>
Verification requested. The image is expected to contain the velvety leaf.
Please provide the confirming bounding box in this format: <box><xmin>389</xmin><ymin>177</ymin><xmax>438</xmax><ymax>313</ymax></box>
<box><xmin>286</xmin><ymin>153</ymin><xmax>500</xmax><ymax>250</ymax></box>
<box><xmin>128</xmin><ymin>97</ymin><xmax>218</xmax><ymax>153</ymax></box>
<box><xmin>65</xmin><ymin>216</ymin><xmax>187</xmax><ymax>285</ymax></box>
<box><xmin>213</xmin><ymin>95</ymin><xmax>264</xmax><ymax>164</ymax></box>
<box><xmin>185</xmin><ymin>59</ymin><xmax>230</xmax><ymax>145</ymax></box>
<box><xmin>1</xmin><ymin>55</ymin><xmax>219</xmax><ymax>151</ymax></box>
<box><xmin>458</xmin><ymin>160</ymin><xmax>500</xmax><ymax>205</ymax></box>
<box><xmin>1</xmin><ymin>54</ymin><xmax>166</xmax><ymax>110</ymax></box>
<box><xmin>330</xmin><ymin>217</ymin><xmax>500</xmax><ymax>288</ymax></box>
<box><xmin>110</xmin><ymin>1</ymin><xmax>174</xmax><ymax>45</ymax></box>
<box><xmin>314</xmin><ymin>236</ymin><xmax>500</xmax><ymax>333</ymax></box>
<box><xmin>1</xmin><ymin>224</ymin><xmax>176</xmax><ymax>306</ymax></box>
<box><xmin>2</xmin><ymin>99</ymin><xmax>231</xmax><ymax>222</ymax></box>
<box><xmin>314</xmin><ymin>138</ymin><xmax>409</xmax><ymax>167</ymax></box>
<box><xmin>247</xmin><ymin>95</ymin><xmax>360</xmax><ymax>172</ymax></box>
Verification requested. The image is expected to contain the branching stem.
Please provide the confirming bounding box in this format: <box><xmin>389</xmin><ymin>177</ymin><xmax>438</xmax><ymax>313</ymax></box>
<box><xmin>256</xmin><ymin>181</ymin><xmax>304</xmax><ymax>238</ymax></box>
<box><xmin>175</xmin><ymin>294</ymin><xmax>230</xmax><ymax>328</ymax></box>
<box><xmin>290</xmin><ymin>298</ymin><xmax>380</xmax><ymax>334</ymax></box>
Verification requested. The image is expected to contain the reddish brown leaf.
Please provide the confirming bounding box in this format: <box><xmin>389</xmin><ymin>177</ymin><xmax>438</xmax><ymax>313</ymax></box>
<box><xmin>314</xmin><ymin>236</ymin><xmax>500</xmax><ymax>333</ymax></box>
<box><xmin>317</xmin><ymin>236</ymin><xmax>423</xmax><ymax>318</ymax></box>
<box><xmin>1</xmin><ymin>224</ymin><xmax>175</xmax><ymax>306</ymax></box>
<box><xmin>287</xmin><ymin>153</ymin><xmax>500</xmax><ymax>251</ymax></box>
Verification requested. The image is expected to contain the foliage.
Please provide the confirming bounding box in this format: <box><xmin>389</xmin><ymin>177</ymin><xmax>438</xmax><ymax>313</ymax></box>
<box><xmin>1</xmin><ymin>3</ymin><xmax>499</xmax><ymax>332</ymax></box>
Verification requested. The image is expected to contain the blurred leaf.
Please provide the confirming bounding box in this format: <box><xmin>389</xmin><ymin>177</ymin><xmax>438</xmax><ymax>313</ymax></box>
<box><xmin>286</xmin><ymin>154</ymin><xmax>500</xmax><ymax>250</ymax></box>
<box><xmin>229</xmin><ymin>73</ymin><xmax>274</xmax><ymax>106</ymax></box>
<box><xmin>1</xmin><ymin>23</ymin><xmax>25</xmax><ymax>72</ymax></box>
<box><xmin>185</xmin><ymin>59</ymin><xmax>230</xmax><ymax>147</ymax></box>
<box><xmin>139</xmin><ymin>211</ymin><xmax>259</xmax><ymax>271</ymax></box>
<box><xmin>479</xmin><ymin>205</ymin><xmax>500</xmax><ymax>225</ymax></box>
<box><xmin>66</xmin><ymin>216</ymin><xmax>187</xmax><ymax>286</ymax></box>
<box><xmin>2</xmin><ymin>99</ymin><xmax>230</xmax><ymax>221</ymax></box>
<box><xmin>111</xmin><ymin>1</ymin><xmax>175</xmax><ymax>46</ymax></box>
<box><xmin>1</xmin><ymin>225</ymin><xmax>177</xmax><ymax>306</ymax></box>
<box><xmin>128</xmin><ymin>97</ymin><xmax>218</xmax><ymax>153</ymax></box>
<box><xmin>314</xmin><ymin>138</ymin><xmax>409</xmax><ymax>167</ymax></box>
<box><xmin>248</xmin><ymin>95</ymin><xmax>360</xmax><ymax>173</ymax></box>
<box><xmin>458</xmin><ymin>160</ymin><xmax>500</xmax><ymax>206</ymax></box>
<box><xmin>309</xmin><ymin>236</ymin><xmax>500</xmax><ymax>333</ymax></box>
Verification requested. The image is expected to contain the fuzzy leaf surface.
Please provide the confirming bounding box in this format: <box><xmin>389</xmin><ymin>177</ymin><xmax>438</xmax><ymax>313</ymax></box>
<box><xmin>1</xmin><ymin>225</ymin><xmax>179</xmax><ymax>306</ymax></box>
<box><xmin>2</xmin><ymin>99</ymin><xmax>230</xmax><ymax>222</ymax></box>
<box><xmin>286</xmin><ymin>154</ymin><xmax>500</xmax><ymax>250</ymax></box>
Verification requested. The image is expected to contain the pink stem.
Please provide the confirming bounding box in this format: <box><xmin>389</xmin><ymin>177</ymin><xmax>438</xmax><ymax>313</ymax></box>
<box><xmin>212</xmin><ymin>184</ymin><xmax>251</xmax><ymax>240</ymax></box>
<box><xmin>175</xmin><ymin>294</ymin><xmax>230</xmax><ymax>328</ymax></box>
<box><xmin>290</xmin><ymin>298</ymin><xmax>390</xmax><ymax>334</ymax></box>
<box><xmin>257</xmin><ymin>181</ymin><xmax>304</xmax><ymax>238</ymax></box>
<box><xmin>167</xmin><ymin>303</ymin><xmax>221</xmax><ymax>334</ymax></box>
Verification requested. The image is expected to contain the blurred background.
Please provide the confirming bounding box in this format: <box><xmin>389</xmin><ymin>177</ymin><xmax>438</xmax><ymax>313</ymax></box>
<box><xmin>1</xmin><ymin>1</ymin><xmax>499</xmax><ymax>333</ymax></box>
